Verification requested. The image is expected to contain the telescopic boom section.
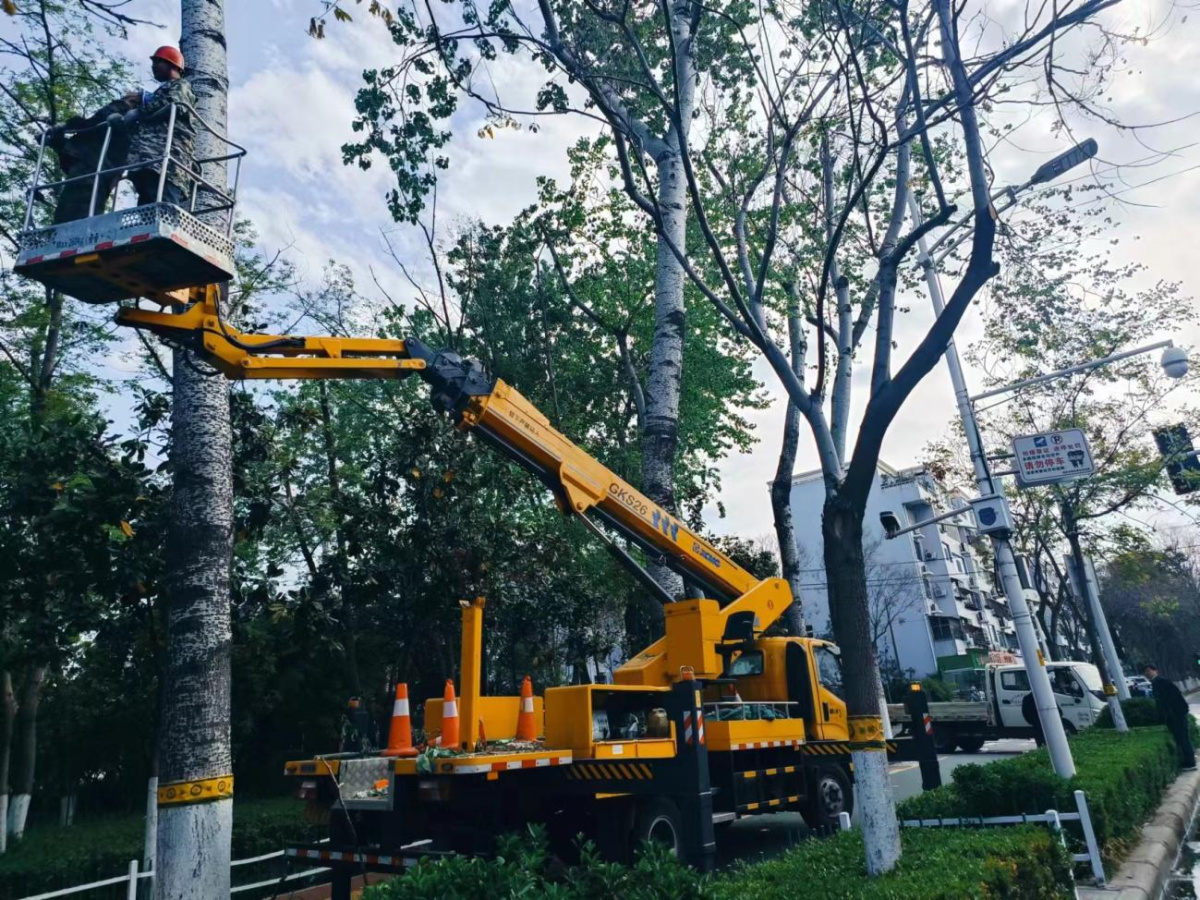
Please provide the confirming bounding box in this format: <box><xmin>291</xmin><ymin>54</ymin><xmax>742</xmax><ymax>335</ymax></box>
<box><xmin>119</xmin><ymin>291</ymin><xmax>793</xmax><ymax>682</ymax></box>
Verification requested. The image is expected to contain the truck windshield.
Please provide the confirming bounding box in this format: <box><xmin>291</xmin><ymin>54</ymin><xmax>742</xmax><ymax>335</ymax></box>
<box><xmin>1072</xmin><ymin>664</ymin><xmax>1103</xmax><ymax>692</ymax></box>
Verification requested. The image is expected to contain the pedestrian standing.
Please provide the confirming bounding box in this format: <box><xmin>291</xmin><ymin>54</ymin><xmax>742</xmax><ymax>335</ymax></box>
<box><xmin>1143</xmin><ymin>663</ymin><xmax>1196</xmax><ymax>771</ymax></box>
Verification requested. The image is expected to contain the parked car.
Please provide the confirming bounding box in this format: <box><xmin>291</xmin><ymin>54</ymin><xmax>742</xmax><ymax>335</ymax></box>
<box><xmin>1126</xmin><ymin>675</ymin><xmax>1153</xmax><ymax>698</ymax></box>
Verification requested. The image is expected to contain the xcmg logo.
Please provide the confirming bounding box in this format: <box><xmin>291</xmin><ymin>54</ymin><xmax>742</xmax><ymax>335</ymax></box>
<box><xmin>693</xmin><ymin>542</ymin><xmax>722</xmax><ymax>568</ymax></box>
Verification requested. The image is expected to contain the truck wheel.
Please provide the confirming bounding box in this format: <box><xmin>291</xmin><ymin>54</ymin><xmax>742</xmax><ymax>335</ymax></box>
<box><xmin>934</xmin><ymin>733</ymin><xmax>958</xmax><ymax>754</ymax></box>
<box><xmin>632</xmin><ymin>798</ymin><xmax>684</xmax><ymax>857</ymax></box>
<box><xmin>956</xmin><ymin>736</ymin><xmax>986</xmax><ymax>753</ymax></box>
<box><xmin>801</xmin><ymin>765</ymin><xmax>853</xmax><ymax>831</ymax></box>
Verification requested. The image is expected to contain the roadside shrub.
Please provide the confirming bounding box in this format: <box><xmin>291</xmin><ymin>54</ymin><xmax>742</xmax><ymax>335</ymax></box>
<box><xmin>363</xmin><ymin>824</ymin><xmax>1071</xmax><ymax>900</ymax></box>
<box><xmin>1095</xmin><ymin>700</ymin><xmax>1200</xmax><ymax>743</ymax></box>
<box><xmin>717</xmin><ymin>826</ymin><xmax>1073</xmax><ymax>900</ymax></box>
<box><xmin>898</xmin><ymin>725</ymin><xmax>1178</xmax><ymax>863</ymax></box>
<box><xmin>361</xmin><ymin>828</ymin><xmax>713</xmax><ymax>900</ymax></box>
<box><xmin>1095</xmin><ymin>698</ymin><xmax>1162</xmax><ymax>728</ymax></box>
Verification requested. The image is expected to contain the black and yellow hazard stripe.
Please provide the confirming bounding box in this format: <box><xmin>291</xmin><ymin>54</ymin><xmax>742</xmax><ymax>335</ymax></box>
<box><xmin>735</xmin><ymin>765</ymin><xmax>798</xmax><ymax>780</ymax></box>
<box><xmin>800</xmin><ymin>741</ymin><xmax>900</xmax><ymax>756</ymax></box>
<box><xmin>565</xmin><ymin>762</ymin><xmax>654</xmax><ymax>781</ymax></box>
<box><xmin>738</xmin><ymin>794</ymin><xmax>801</xmax><ymax>813</ymax></box>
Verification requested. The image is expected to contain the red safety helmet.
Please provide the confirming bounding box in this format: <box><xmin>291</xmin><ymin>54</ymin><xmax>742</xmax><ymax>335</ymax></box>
<box><xmin>150</xmin><ymin>45</ymin><xmax>185</xmax><ymax>72</ymax></box>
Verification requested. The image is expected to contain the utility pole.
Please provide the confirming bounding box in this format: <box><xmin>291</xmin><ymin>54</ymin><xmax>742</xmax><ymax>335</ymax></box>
<box><xmin>910</xmin><ymin>195</ymin><xmax>1077</xmax><ymax>778</ymax></box>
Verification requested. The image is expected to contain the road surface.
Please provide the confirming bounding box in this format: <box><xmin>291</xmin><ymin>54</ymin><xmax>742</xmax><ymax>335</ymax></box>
<box><xmin>716</xmin><ymin>738</ymin><xmax>1036</xmax><ymax>867</ymax></box>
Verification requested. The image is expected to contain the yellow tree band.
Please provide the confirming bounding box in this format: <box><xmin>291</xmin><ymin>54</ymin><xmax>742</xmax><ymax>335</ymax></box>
<box><xmin>158</xmin><ymin>775</ymin><xmax>234</xmax><ymax>807</ymax></box>
<box><xmin>847</xmin><ymin>715</ymin><xmax>887</xmax><ymax>751</ymax></box>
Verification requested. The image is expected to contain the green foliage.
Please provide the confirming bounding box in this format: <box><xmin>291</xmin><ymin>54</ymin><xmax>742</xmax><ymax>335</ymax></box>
<box><xmin>920</xmin><ymin>677</ymin><xmax>956</xmax><ymax>702</ymax></box>
<box><xmin>359</xmin><ymin>824</ymin><xmax>1072</xmax><ymax>900</ymax></box>
<box><xmin>1095</xmin><ymin>698</ymin><xmax>1162</xmax><ymax>729</ymax></box>
<box><xmin>716</xmin><ymin>826</ymin><xmax>1073</xmax><ymax>900</ymax></box>
<box><xmin>362</xmin><ymin>827</ymin><xmax>712</xmax><ymax>900</ymax></box>
<box><xmin>0</xmin><ymin>798</ymin><xmax>316</xmax><ymax>900</ymax></box>
<box><xmin>898</xmin><ymin>726</ymin><xmax>1179</xmax><ymax>861</ymax></box>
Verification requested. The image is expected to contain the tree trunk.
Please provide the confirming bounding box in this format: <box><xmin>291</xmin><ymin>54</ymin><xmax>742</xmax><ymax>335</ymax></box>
<box><xmin>156</xmin><ymin>4</ymin><xmax>235</xmax><ymax>897</ymax></box>
<box><xmin>822</xmin><ymin>497</ymin><xmax>900</xmax><ymax>875</ymax></box>
<box><xmin>7</xmin><ymin>665</ymin><xmax>48</xmax><ymax>842</ymax></box>
<box><xmin>772</xmin><ymin>309</ymin><xmax>807</xmax><ymax>635</ymax></box>
<box><xmin>0</xmin><ymin>671</ymin><xmax>14</xmax><ymax>854</ymax></box>
<box><xmin>642</xmin><ymin>144</ymin><xmax>688</xmax><ymax>610</ymax></box>
<box><xmin>318</xmin><ymin>381</ymin><xmax>361</xmax><ymax>696</ymax></box>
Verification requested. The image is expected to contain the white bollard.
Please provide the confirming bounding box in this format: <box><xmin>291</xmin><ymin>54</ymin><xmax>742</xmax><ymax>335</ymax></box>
<box><xmin>838</xmin><ymin>811</ymin><xmax>852</xmax><ymax>832</ymax></box>
<box><xmin>126</xmin><ymin>858</ymin><xmax>139</xmax><ymax>900</ymax></box>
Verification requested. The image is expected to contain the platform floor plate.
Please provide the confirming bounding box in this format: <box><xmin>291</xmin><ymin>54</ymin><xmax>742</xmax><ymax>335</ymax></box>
<box><xmin>15</xmin><ymin>203</ymin><xmax>235</xmax><ymax>303</ymax></box>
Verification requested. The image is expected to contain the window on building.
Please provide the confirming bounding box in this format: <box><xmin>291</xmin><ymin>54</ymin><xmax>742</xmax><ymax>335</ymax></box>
<box><xmin>943</xmin><ymin>543</ymin><xmax>952</xmax><ymax>560</ymax></box>
<box><xmin>929</xmin><ymin>617</ymin><xmax>964</xmax><ymax>642</ymax></box>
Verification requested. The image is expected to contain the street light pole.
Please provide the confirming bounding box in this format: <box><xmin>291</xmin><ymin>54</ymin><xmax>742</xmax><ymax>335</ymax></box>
<box><xmin>909</xmin><ymin>193</ymin><xmax>1078</xmax><ymax>778</ymax></box>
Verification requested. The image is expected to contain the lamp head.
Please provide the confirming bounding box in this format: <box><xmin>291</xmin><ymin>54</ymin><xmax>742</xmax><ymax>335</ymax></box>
<box><xmin>1161</xmin><ymin>345</ymin><xmax>1189</xmax><ymax>380</ymax></box>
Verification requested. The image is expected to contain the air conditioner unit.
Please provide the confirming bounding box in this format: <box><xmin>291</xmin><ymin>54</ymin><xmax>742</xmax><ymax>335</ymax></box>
<box><xmin>932</xmin><ymin>584</ymin><xmax>946</xmax><ymax>598</ymax></box>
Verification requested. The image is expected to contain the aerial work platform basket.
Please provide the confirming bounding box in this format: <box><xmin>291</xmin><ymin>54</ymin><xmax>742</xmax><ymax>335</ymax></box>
<box><xmin>13</xmin><ymin>102</ymin><xmax>246</xmax><ymax>304</ymax></box>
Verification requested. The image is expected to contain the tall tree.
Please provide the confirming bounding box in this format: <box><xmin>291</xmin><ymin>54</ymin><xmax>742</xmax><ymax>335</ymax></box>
<box><xmin>0</xmin><ymin>0</ymin><xmax>137</xmax><ymax>846</ymax></box>
<box><xmin>312</xmin><ymin>0</ymin><xmax>1146</xmax><ymax>873</ymax></box>
<box><xmin>155</xmin><ymin>1</ymin><xmax>235</xmax><ymax>895</ymax></box>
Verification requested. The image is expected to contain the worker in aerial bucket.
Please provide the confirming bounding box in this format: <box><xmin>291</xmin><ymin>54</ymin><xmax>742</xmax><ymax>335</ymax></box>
<box><xmin>46</xmin><ymin>96</ymin><xmax>138</xmax><ymax>224</ymax></box>
<box><xmin>111</xmin><ymin>45</ymin><xmax>198</xmax><ymax>210</ymax></box>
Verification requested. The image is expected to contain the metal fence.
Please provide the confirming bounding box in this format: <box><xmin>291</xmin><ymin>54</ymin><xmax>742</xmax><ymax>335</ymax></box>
<box><xmin>837</xmin><ymin>788</ymin><xmax>1106</xmax><ymax>889</ymax></box>
<box><xmin>15</xmin><ymin>841</ymin><xmax>330</xmax><ymax>900</ymax></box>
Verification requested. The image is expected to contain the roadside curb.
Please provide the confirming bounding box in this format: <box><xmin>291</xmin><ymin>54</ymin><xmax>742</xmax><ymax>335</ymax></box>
<box><xmin>1077</xmin><ymin>768</ymin><xmax>1200</xmax><ymax>900</ymax></box>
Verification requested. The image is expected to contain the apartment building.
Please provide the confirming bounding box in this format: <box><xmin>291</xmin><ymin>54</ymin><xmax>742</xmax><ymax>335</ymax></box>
<box><xmin>789</xmin><ymin>461</ymin><xmax>1021</xmax><ymax>680</ymax></box>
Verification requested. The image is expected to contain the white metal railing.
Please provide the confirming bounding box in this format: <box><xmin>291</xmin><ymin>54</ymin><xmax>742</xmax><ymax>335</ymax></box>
<box><xmin>15</xmin><ymin>839</ymin><xmax>330</xmax><ymax>900</ymax></box>
<box><xmin>838</xmin><ymin>789</ymin><xmax>1105</xmax><ymax>887</ymax></box>
<box><xmin>21</xmin><ymin>102</ymin><xmax>247</xmax><ymax>235</ymax></box>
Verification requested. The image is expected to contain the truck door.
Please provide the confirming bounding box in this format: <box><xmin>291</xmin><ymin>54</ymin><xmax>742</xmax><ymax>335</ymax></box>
<box><xmin>809</xmin><ymin>643</ymin><xmax>849</xmax><ymax>742</ymax></box>
<box><xmin>785</xmin><ymin>642</ymin><xmax>818</xmax><ymax>739</ymax></box>
<box><xmin>994</xmin><ymin>667</ymin><xmax>1032</xmax><ymax>729</ymax></box>
<box><xmin>1050</xmin><ymin>665</ymin><xmax>1098</xmax><ymax>730</ymax></box>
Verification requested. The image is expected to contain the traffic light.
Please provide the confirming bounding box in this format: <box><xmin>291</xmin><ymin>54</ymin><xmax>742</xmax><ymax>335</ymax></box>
<box><xmin>1153</xmin><ymin>424</ymin><xmax>1200</xmax><ymax>495</ymax></box>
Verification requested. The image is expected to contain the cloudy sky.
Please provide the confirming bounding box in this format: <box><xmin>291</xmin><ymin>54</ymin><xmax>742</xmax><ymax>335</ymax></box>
<box><xmin>76</xmin><ymin>0</ymin><xmax>1200</xmax><ymax>543</ymax></box>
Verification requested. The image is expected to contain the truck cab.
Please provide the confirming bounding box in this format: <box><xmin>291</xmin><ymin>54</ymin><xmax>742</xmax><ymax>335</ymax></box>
<box><xmin>992</xmin><ymin>662</ymin><xmax>1106</xmax><ymax>733</ymax></box>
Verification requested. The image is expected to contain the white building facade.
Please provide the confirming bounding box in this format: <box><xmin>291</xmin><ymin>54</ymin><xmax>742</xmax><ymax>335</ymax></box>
<box><xmin>789</xmin><ymin>462</ymin><xmax>1021</xmax><ymax>680</ymax></box>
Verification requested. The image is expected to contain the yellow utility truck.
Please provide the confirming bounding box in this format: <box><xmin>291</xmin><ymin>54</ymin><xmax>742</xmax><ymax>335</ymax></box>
<box><xmin>14</xmin><ymin>125</ymin><xmax>926</xmax><ymax>897</ymax></box>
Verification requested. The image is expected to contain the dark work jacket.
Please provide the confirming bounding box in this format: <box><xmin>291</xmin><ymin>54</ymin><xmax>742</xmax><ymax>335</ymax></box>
<box><xmin>1151</xmin><ymin>674</ymin><xmax>1189</xmax><ymax>722</ymax></box>
<box><xmin>49</xmin><ymin>98</ymin><xmax>136</xmax><ymax>173</ymax></box>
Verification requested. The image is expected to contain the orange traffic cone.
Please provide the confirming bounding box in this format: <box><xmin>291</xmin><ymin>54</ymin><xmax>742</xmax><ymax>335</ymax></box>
<box><xmin>516</xmin><ymin>675</ymin><xmax>537</xmax><ymax>741</ymax></box>
<box><xmin>441</xmin><ymin>679</ymin><xmax>460</xmax><ymax>750</ymax></box>
<box><xmin>383</xmin><ymin>683</ymin><xmax>417</xmax><ymax>757</ymax></box>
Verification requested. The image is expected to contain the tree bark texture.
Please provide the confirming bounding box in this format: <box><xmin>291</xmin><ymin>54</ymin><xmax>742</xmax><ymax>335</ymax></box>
<box><xmin>771</xmin><ymin>312</ymin><xmax>808</xmax><ymax>636</ymax></box>
<box><xmin>318</xmin><ymin>381</ymin><xmax>361</xmax><ymax>696</ymax></box>
<box><xmin>822</xmin><ymin>497</ymin><xmax>900</xmax><ymax>874</ymax></box>
<box><xmin>6</xmin><ymin>666</ymin><xmax>47</xmax><ymax>842</ymax></box>
<box><xmin>0</xmin><ymin>671</ymin><xmax>14</xmax><ymax>854</ymax></box>
<box><xmin>156</xmin><ymin>3</ymin><xmax>235</xmax><ymax>897</ymax></box>
<box><xmin>642</xmin><ymin>145</ymin><xmax>687</xmax><ymax>608</ymax></box>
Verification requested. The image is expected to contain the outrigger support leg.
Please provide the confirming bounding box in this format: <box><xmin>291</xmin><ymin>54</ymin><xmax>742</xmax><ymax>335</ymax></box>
<box><xmin>670</xmin><ymin>679</ymin><xmax>716</xmax><ymax>872</ymax></box>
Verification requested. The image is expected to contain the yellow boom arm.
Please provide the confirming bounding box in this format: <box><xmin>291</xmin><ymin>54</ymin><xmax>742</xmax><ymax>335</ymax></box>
<box><xmin>119</xmin><ymin>289</ymin><xmax>794</xmax><ymax>684</ymax></box>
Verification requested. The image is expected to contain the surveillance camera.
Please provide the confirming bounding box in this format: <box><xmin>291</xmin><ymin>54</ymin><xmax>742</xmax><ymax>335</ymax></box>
<box><xmin>879</xmin><ymin>510</ymin><xmax>902</xmax><ymax>539</ymax></box>
<box><xmin>1161</xmin><ymin>346</ymin><xmax>1189</xmax><ymax>380</ymax></box>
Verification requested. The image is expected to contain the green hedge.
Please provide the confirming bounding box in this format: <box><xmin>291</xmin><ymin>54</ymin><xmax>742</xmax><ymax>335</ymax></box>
<box><xmin>1095</xmin><ymin>698</ymin><xmax>1163</xmax><ymax>728</ymax></box>
<box><xmin>898</xmin><ymin>726</ymin><xmax>1179</xmax><ymax>862</ymax></box>
<box><xmin>0</xmin><ymin>797</ymin><xmax>318</xmax><ymax>900</ymax></box>
<box><xmin>362</xmin><ymin>825</ymin><xmax>1072</xmax><ymax>900</ymax></box>
<box><xmin>716</xmin><ymin>826</ymin><xmax>1073</xmax><ymax>900</ymax></box>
